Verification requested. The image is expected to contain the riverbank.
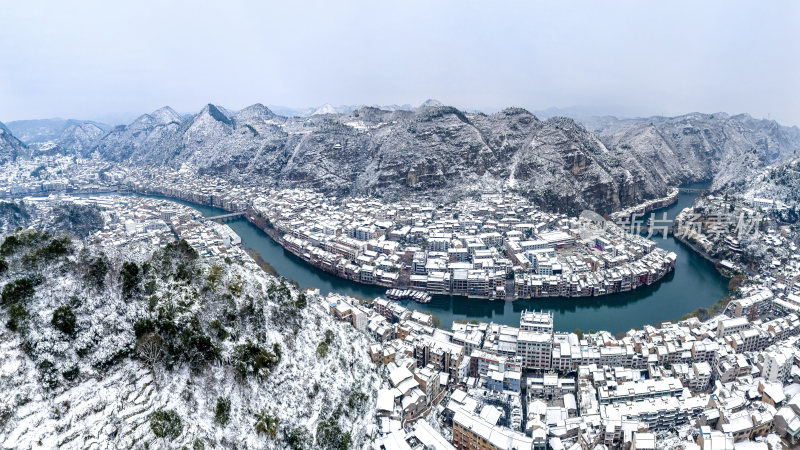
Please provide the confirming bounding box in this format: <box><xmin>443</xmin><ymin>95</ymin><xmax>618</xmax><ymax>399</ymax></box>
<box><xmin>244</xmin><ymin>209</ymin><xmax>401</xmax><ymax>290</ymax></box>
<box><xmin>261</xmin><ymin>207</ymin><xmax>678</xmax><ymax>302</ymax></box>
<box><xmin>672</xmin><ymin>232</ymin><xmax>732</xmax><ymax>279</ymax></box>
<box><xmin>610</xmin><ymin>187</ymin><xmax>680</xmax><ymax>221</ymax></box>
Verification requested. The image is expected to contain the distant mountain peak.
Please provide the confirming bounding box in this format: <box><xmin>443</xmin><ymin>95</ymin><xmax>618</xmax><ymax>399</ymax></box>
<box><xmin>312</xmin><ymin>104</ymin><xmax>337</xmax><ymax>116</ymax></box>
<box><xmin>368</xmin><ymin>103</ymin><xmax>414</xmax><ymax>112</ymax></box>
<box><xmin>419</xmin><ymin>99</ymin><xmax>444</xmax><ymax>109</ymax></box>
<box><xmin>498</xmin><ymin>107</ymin><xmax>536</xmax><ymax>117</ymax></box>
<box><xmin>199</xmin><ymin>104</ymin><xmax>233</xmax><ymax>125</ymax></box>
<box><xmin>234</xmin><ymin>103</ymin><xmax>276</xmax><ymax>122</ymax></box>
<box><xmin>545</xmin><ymin>115</ymin><xmax>587</xmax><ymax>133</ymax></box>
<box><xmin>150</xmin><ymin>106</ymin><xmax>182</xmax><ymax>125</ymax></box>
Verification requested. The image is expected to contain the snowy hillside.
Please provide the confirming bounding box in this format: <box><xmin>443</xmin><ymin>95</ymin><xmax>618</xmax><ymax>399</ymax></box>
<box><xmin>736</xmin><ymin>152</ymin><xmax>800</xmax><ymax>209</ymax></box>
<box><xmin>585</xmin><ymin>113</ymin><xmax>800</xmax><ymax>191</ymax></box>
<box><xmin>0</xmin><ymin>225</ymin><xmax>380</xmax><ymax>448</ymax></box>
<box><xmin>0</xmin><ymin>122</ymin><xmax>27</xmax><ymax>164</ymax></box>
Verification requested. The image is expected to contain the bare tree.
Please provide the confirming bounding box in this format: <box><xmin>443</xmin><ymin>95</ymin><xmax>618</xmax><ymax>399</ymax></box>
<box><xmin>136</xmin><ymin>332</ymin><xmax>164</xmax><ymax>388</ymax></box>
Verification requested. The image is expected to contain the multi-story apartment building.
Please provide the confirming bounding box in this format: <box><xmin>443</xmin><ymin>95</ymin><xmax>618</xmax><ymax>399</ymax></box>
<box><xmin>601</xmin><ymin>395</ymin><xmax>709</xmax><ymax>432</ymax></box>
<box><xmin>597</xmin><ymin>377</ymin><xmax>684</xmax><ymax>405</ymax></box>
<box><xmin>516</xmin><ymin>331</ymin><xmax>553</xmax><ymax>370</ymax></box>
<box><xmin>452</xmin><ymin>409</ymin><xmax>533</xmax><ymax>450</ymax></box>
<box><xmin>519</xmin><ymin>310</ymin><xmax>554</xmax><ymax>333</ymax></box>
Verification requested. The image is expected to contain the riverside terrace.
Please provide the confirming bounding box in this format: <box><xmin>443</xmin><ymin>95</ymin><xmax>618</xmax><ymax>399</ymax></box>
<box><xmin>250</xmin><ymin>189</ymin><xmax>677</xmax><ymax>300</ymax></box>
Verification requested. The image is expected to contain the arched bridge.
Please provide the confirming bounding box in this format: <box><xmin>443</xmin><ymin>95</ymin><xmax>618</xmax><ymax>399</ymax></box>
<box><xmin>203</xmin><ymin>211</ymin><xmax>246</xmax><ymax>222</ymax></box>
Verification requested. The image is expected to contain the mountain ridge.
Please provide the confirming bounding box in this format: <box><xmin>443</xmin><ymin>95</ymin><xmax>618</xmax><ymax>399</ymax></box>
<box><xmin>5</xmin><ymin>103</ymin><xmax>800</xmax><ymax>214</ymax></box>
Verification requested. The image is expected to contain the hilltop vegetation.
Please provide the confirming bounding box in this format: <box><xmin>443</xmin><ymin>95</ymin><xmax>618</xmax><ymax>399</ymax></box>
<box><xmin>0</xmin><ymin>201</ymin><xmax>31</xmax><ymax>233</ymax></box>
<box><xmin>47</xmin><ymin>203</ymin><xmax>105</xmax><ymax>238</ymax></box>
<box><xmin>0</xmin><ymin>230</ymin><xmax>379</xmax><ymax>448</ymax></box>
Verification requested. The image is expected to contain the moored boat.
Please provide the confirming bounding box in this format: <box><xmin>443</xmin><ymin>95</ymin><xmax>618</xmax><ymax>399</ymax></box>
<box><xmin>386</xmin><ymin>288</ymin><xmax>431</xmax><ymax>303</ymax></box>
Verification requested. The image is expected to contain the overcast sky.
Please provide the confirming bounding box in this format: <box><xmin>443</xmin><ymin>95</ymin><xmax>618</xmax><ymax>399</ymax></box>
<box><xmin>1</xmin><ymin>0</ymin><xmax>798</xmax><ymax>126</ymax></box>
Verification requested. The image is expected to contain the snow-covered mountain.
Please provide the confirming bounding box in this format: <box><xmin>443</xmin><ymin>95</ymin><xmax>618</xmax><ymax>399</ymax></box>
<box><xmin>6</xmin><ymin>118</ymin><xmax>110</xmax><ymax>146</ymax></box>
<box><xmin>266</xmin><ymin>105</ymin><xmax>318</xmax><ymax>118</ymax></box>
<box><xmin>148</xmin><ymin>106</ymin><xmax>184</xmax><ymax>125</ymax></box>
<box><xmin>5</xmin><ymin>104</ymin><xmax>800</xmax><ymax>214</ymax></box>
<box><xmin>102</xmin><ymin>104</ymin><xmax>643</xmax><ymax>212</ymax></box>
<box><xmin>311</xmin><ymin>104</ymin><xmax>338</xmax><ymax>116</ymax></box>
<box><xmin>53</xmin><ymin>122</ymin><xmax>107</xmax><ymax>155</ymax></box>
<box><xmin>91</xmin><ymin>107</ymin><xmax>185</xmax><ymax>161</ymax></box>
<box><xmin>271</xmin><ymin>103</ymin><xmax>415</xmax><ymax>118</ymax></box>
<box><xmin>81</xmin><ymin>103</ymin><xmax>797</xmax><ymax>213</ymax></box>
<box><xmin>583</xmin><ymin>113</ymin><xmax>800</xmax><ymax>192</ymax></box>
<box><xmin>418</xmin><ymin>98</ymin><xmax>444</xmax><ymax>109</ymax></box>
<box><xmin>1</xmin><ymin>119</ymin><xmax>106</xmax><ymax>157</ymax></box>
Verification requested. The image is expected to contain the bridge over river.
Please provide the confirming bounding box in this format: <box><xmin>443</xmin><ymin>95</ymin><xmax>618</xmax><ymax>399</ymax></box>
<box><xmin>677</xmin><ymin>187</ymin><xmax>708</xmax><ymax>193</ymax></box>
<box><xmin>203</xmin><ymin>211</ymin><xmax>246</xmax><ymax>222</ymax></box>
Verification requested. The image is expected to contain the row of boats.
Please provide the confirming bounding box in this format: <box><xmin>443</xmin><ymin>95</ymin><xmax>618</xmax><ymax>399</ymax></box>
<box><xmin>385</xmin><ymin>288</ymin><xmax>432</xmax><ymax>303</ymax></box>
